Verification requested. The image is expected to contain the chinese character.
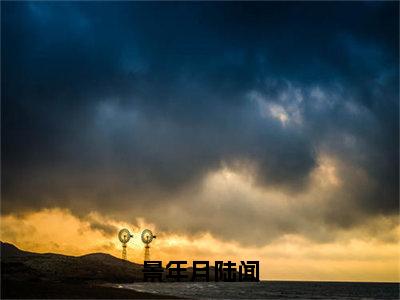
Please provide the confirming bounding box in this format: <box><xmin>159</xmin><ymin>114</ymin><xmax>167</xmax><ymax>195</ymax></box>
<box><xmin>166</xmin><ymin>260</ymin><xmax>188</xmax><ymax>281</ymax></box>
<box><xmin>192</xmin><ymin>261</ymin><xmax>209</xmax><ymax>281</ymax></box>
<box><xmin>215</xmin><ymin>261</ymin><xmax>236</xmax><ymax>282</ymax></box>
<box><xmin>143</xmin><ymin>261</ymin><xmax>163</xmax><ymax>282</ymax></box>
<box><xmin>239</xmin><ymin>261</ymin><xmax>259</xmax><ymax>281</ymax></box>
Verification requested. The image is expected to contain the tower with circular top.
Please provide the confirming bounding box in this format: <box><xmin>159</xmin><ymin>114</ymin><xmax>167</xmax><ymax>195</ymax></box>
<box><xmin>141</xmin><ymin>229</ymin><xmax>156</xmax><ymax>261</ymax></box>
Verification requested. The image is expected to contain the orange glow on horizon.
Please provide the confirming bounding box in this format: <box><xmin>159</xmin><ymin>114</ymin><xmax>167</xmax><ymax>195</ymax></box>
<box><xmin>1</xmin><ymin>208</ymin><xmax>399</xmax><ymax>282</ymax></box>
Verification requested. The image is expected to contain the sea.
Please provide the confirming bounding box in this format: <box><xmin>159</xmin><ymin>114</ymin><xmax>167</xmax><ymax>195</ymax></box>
<box><xmin>114</xmin><ymin>281</ymin><xmax>399</xmax><ymax>299</ymax></box>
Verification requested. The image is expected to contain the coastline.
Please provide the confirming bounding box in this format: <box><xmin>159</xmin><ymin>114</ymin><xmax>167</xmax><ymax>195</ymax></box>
<box><xmin>2</xmin><ymin>280</ymin><xmax>180</xmax><ymax>299</ymax></box>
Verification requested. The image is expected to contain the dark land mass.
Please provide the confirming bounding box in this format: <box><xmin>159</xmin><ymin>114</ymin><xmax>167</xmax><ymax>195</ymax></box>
<box><xmin>1</xmin><ymin>242</ymin><xmax>181</xmax><ymax>299</ymax></box>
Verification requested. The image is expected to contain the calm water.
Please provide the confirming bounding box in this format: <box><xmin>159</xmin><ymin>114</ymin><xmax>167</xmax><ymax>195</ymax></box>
<box><xmin>115</xmin><ymin>281</ymin><xmax>399</xmax><ymax>299</ymax></box>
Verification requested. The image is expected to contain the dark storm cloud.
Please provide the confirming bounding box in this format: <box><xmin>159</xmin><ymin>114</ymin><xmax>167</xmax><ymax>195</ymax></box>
<box><xmin>2</xmin><ymin>2</ymin><xmax>398</xmax><ymax>244</ymax></box>
<box><xmin>86</xmin><ymin>218</ymin><xmax>118</xmax><ymax>237</ymax></box>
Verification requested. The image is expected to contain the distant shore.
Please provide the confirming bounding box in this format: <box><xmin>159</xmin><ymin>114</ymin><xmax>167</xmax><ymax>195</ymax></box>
<box><xmin>2</xmin><ymin>280</ymin><xmax>180</xmax><ymax>299</ymax></box>
<box><xmin>1</xmin><ymin>242</ymin><xmax>182</xmax><ymax>299</ymax></box>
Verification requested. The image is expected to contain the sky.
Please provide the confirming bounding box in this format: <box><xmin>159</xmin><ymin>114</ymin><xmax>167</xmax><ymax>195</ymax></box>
<box><xmin>1</xmin><ymin>2</ymin><xmax>399</xmax><ymax>282</ymax></box>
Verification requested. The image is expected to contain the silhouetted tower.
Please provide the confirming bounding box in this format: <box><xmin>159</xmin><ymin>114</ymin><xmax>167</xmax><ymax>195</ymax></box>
<box><xmin>141</xmin><ymin>229</ymin><xmax>156</xmax><ymax>261</ymax></box>
<box><xmin>144</xmin><ymin>245</ymin><xmax>150</xmax><ymax>262</ymax></box>
<box><xmin>118</xmin><ymin>228</ymin><xmax>133</xmax><ymax>260</ymax></box>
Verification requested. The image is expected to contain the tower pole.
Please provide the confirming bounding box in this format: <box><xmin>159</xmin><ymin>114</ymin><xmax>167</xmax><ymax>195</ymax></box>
<box><xmin>122</xmin><ymin>243</ymin><xmax>127</xmax><ymax>260</ymax></box>
<box><xmin>144</xmin><ymin>244</ymin><xmax>150</xmax><ymax>261</ymax></box>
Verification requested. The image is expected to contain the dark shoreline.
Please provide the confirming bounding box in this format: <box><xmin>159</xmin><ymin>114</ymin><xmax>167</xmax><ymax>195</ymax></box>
<box><xmin>2</xmin><ymin>280</ymin><xmax>181</xmax><ymax>299</ymax></box>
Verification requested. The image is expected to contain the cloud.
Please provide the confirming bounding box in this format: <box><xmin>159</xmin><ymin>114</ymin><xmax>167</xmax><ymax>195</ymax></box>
<box><xmin>1</xmin><ymin>208</ymin><xmax>399</xmax><ymax>281</ymax></box>
<box><xmin>1</xmin><ymin>2</ymin><xmax>398</xmax><ymax>247</ymax></box>
<box><xmin>85</xmin><ymin>217</ymin><xmax>118</xmax><ymax>237</ymax></box>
